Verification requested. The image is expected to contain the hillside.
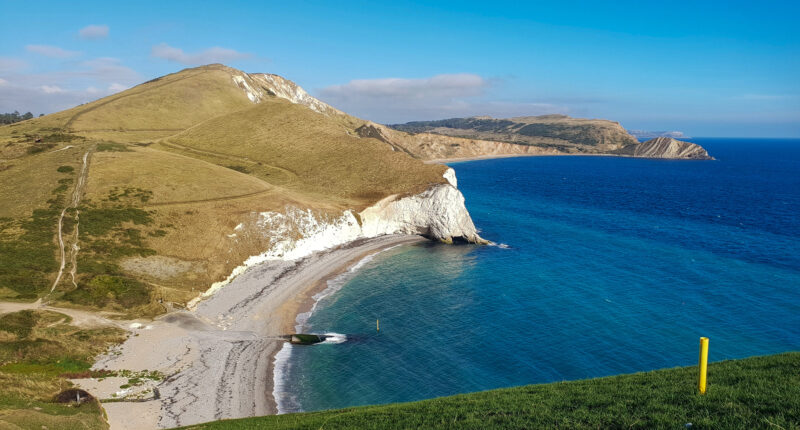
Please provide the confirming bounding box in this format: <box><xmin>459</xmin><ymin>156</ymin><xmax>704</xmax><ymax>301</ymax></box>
<box><xmin>0</xmin><ymin>64</ymin><xmax>479</xmax><ymax>315</ymax></box>
<box><xmin>178</xmin><ymin>352</ymin><xmax>800</xmax><ymax>430</ymax></box>
<box><xmin>387</xmin><ymin>115</ymin><xmax>712</xmax><ymax>160</ymax></box>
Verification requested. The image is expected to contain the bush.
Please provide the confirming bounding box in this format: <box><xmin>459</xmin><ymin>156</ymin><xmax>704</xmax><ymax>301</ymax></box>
<box><xmin>62</xmin><ymin>275</ymin><xmax>150</xmax><ymax>308</ymax></box>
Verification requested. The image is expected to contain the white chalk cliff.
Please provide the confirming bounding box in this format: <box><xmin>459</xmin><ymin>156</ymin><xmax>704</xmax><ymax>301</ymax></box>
<box><xmin>360</xmin><ymin>174</ymin><xmax>484</xmax><ymax>244</ymax></box>
<box><xmin>190</xmin><ymin>168</ymin><xmax>484</xmax><ymax>307</ymax></box>
<box><xmin>231</xmin><ymin>71</ymin><xmax>342</xmax><ymax>116</ymax></box>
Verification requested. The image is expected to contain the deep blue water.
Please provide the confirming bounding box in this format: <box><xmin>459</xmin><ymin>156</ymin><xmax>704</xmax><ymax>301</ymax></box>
<box><xmin>276</xmin><ymin>138</ymin><xmax>800</xmax><ymax>413</ymax></box>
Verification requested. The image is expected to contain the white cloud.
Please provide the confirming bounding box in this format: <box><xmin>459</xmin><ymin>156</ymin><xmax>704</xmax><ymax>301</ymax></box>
<box><xmin>0</xmin><ymin>78</ymin><xmax>7</xmax><ymax>86</ymax></box>
<box><xmin>79</xmin><ymin>57</ymin><xmax>141</xmax><ymax>83</ymax></box>
<box><xmin>108</xmin><ymin>83</ymin><xmax>128</xmax><ymax>92</ymax></box>
<box><xmin>79</xmin><ymin>24</ymin><xmax>110</xmax><ymax>40</ymax></box>
<box><xmin>321</xmin><ymin>74</ymin><xmax>488</xmax><ymax>100</ymax></box>
<box><xmin>0</xmin><ymin>57</ymin><xmax>27</xmax><ymax>72</ymax></box>
<box><xmin>316</xmin><ymin>74</ymin><xmax>568</xmax><ymax>123</ymax></box>
<box><xmin>0</xmin><ymin>57</ymin><xmax>143</xmax><ymax>114</ymax></box>
<box><xmin>26</xmin><ymin>44</ymin><xmax>81</xmax><ymax>58</ymax></box>
<box><xmin>40</xmin><ymin>85</ymin><xmax>65</xmax><ymax>94</ymax></box>
<box><xmin>151</xmin><ymin>43</ymin><xmax>252</xmax><ymax>65</ymax></box>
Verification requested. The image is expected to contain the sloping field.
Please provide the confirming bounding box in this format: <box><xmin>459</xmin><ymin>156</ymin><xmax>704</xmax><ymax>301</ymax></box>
<box><xmin>161</xmin><ymin>97</ymin><xmax>446</xmax><ymax>208</ymax></box>
<box><xmin>0</xmin><ymin>64</ymin><xmax>449</xmax><ymax>313</ymax></box>
<box><xmin>177</xmin><ymin>352</ymin><xmax>800</xmax><ymax>430</ymax></box>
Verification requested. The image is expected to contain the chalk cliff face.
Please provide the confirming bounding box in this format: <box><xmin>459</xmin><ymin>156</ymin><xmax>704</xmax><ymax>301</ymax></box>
<box><xmin>617</xmin><ymin>137</ymin><xmax>713</xmax><ymax>160</ymax></box>
<box><xmin>231</xmin><ymin>70</ymin><xmax>343</xmax><ymax>116</ymax></box>
<box><xmin>360</xmin><ymin>171</ymin><xmax>485</xmax><ymax>244</ymax></box>
<box><xmin>191</xmin><ymin>169</ymin><xmax>484</xmax><ymax>305</ymax></box>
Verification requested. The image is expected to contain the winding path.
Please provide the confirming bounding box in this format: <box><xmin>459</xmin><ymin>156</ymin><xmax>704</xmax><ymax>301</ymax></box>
<box><xmin>50</xmin><ymin>149</ymin><xmax>91</xmax><ymax>293</ymax></box>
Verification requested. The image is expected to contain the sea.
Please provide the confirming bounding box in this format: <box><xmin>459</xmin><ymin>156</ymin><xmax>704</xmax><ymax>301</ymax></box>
<box><xmin>274</xmin><ymin>138</ymin><xmax>800</xmax><ymax>413</ymax></box>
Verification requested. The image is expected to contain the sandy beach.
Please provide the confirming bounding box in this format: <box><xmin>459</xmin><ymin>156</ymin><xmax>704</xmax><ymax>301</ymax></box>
<box><xmin>90</xmin><ymin>234</ymin><xmax>424</xmax><ymax>429</ymax></box>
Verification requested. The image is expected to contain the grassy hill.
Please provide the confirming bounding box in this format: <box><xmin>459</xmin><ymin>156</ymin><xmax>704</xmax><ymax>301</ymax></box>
<box><xmin>0</xmin><ymin>64</ymin><xmax>446</xmax><ymax>314</ymax></box>
<box><xmin>178</xmin><ymin>352</ymin><xmax>800</xmax><ymax>430</ymax></box>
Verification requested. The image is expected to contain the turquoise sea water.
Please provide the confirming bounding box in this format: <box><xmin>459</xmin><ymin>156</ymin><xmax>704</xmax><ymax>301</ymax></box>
<box><xmin>276</xmin><ymin>138</ymin><xmax>800</xmax><ymax>413</ymax></box>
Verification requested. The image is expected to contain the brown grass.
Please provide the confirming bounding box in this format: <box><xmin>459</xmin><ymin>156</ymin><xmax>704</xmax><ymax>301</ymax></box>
<box><xmin>162</xmin><ymin>97</ymin><xmax>446</xmax><ymax>207</ymax></box>
<box><xmin>1</xmin><ymin>63</ymin><xmax>448</xmax><ymax>308</ymax></box>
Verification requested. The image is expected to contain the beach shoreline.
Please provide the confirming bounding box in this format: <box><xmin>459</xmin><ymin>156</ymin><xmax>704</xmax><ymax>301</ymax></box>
<box><xmin>92</xmin><ymin>234</ymin><xmax>425</xmax><ymax>429</ymax></box>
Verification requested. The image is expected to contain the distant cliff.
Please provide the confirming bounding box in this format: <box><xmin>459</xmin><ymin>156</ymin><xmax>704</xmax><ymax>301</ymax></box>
<box><xmin>385</xmin><ymin>115</ymin><xmax>712</xmax><ymax>161</ymax></box>
<box><xmin>616</xmin><ymin>137</ymin><xmax>713</xmax><ymax>160</ymax></box>
<box><xmin>389</xmin><ymin>115</ymin><xmax>638</xmax><ymax>154</ymax></box>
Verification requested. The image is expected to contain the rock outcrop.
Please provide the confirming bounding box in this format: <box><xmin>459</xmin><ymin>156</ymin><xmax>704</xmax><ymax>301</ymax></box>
<box><xmin>231</xmin><ymin>70</ymin><xmax>343</xmax><ymax>116</ymax></box>
<box><xmin>191</xmin><ymin>168</ymin><xmax>485</xmax><ymax>304</ymax></box>
<box><xmin>617</xmin><ymin>137</ymin><xmax>713</xmax><ymax>160</ymax></box>
<box><xmin>360</xmin><ymin>170</ymin><xmax>485</xmax><ymax>244</ymax></box>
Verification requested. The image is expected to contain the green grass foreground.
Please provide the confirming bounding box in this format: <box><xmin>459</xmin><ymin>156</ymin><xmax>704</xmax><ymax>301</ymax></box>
<box><xmin>179</xmin><ymin>352</ymin><xmax>799</xmax><ymax>430</ymax></box>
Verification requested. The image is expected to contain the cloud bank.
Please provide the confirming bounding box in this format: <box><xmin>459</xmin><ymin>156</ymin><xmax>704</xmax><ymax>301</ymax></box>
<box><xmin>25</xmin><ymin>45</ymin><xmax>81</xmax><ymax>58</ymax></box>
<box><xmin>151</xmin><ymin>43</ymin><xmax>251</xmax><ymax>65</ymax></box>
<box><xmin>0</xmin><ymin>57</ymin><xmax>141</xmax><ymax>114</ymax></box>
<box><xmin>79</xmin><ymin>25</ymin><xmax>109</xmax><ymax>40</ymax></box>
<box><xmin>317</xmin><ymin>74</ymin><xmax>567</xmax><ymax>123</ymax></box>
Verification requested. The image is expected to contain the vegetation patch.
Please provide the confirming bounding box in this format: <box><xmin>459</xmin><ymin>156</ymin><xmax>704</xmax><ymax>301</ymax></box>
<box><xmin>26</xmin><ymin>143</ymin><xmax>56</xmax><ymax>154</ymax></box>
<box><xmin>36</xmin><ymin>132</ymin><xmax>78</xmax><ymax>144</ymax></box>
<box><xmin>176</xmin><ymin>353</ymin><xmax>800</xmax><ymax>430</ymax></box>
<box><xmin>57</xmin><ymin>201</ymin><xmax>163</xmax><ymax>311</ymax></box>
<box><xmin>96</xmin><ymin>142</ymin><xmax>131</xmax><ymax>152</ymax></box>
<box><xmin>0</xmin><ymin>309</ymin><xmax>124</xmax><ymax>429</ymax></box>
<box><xmin>106</xmin><ymin>186</ymin><xmax>153</xmax><ymax>204</ymax></box>
<box><xmin>226</xmin><ymin>164</ymin><xmax>250</xmax><ymax>173</ymax></box>
<box><xmin>0</xmin><ymin>207</ymin><xmax>61</xmax><ymax>300</ymax></box>
<box><xmin>62</xmin><ymin>275</ymin><xmax>150</xmax><ymax>308</ymax></box>
<box><xmin>80</xmin><ymin>207</ymin><xmax>152</xmax><ymax>236</ymax></box>
<box><xmin>56</xmin><ymin>165</ymin><xmax>74</xmax><ymax>173</ymax></box>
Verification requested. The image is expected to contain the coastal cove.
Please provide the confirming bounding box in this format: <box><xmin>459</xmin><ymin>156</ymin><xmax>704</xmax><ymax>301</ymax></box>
<box><xmin>278</xmin><ymin>138</ymin><xmax>800</xmax><ymax>413</ymax></box>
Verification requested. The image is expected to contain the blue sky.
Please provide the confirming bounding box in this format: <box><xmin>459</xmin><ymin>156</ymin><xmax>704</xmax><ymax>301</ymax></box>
<box><xmin>1</xmin><ymin>0</ymin><xmax>798</xmax><ymax>136</ymax></box>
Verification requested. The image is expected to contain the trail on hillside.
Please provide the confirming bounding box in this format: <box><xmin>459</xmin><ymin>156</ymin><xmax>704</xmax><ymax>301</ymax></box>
<box><xmin>50</xmin><ymin>149</ymin><xmax>91</xmax><ymax>293</ymax></box>
<box><xmin>0</xmin><ymin>299</ymin><xmax>124</xmax><ymax>328</ymax></box>
<box><xmin>160</xmin><ymin>140</ymin><xmax>299</xmax><ymax>179</ymax></box>
<box><xmin>142</xmin><ymin>188</ymin><xmax>273</xmax><ymax>208</ymax></box>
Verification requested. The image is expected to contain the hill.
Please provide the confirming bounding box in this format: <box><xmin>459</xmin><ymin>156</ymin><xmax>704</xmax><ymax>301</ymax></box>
<box><xmin>0</xmin><ymin>64</ymin><xmax>481</xmax><ymax>315</ymax></box>
<box><xmin>177</xmin><ymin>352</ymin><xmax>800</xmax><ymax>430</ymax></box>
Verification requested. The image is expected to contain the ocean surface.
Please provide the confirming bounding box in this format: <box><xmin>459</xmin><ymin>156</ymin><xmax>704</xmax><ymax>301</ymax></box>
<box><xmin>275</xmin><ymin>138</ymin><xmax>800</xmax><ymax>413</ymax></box>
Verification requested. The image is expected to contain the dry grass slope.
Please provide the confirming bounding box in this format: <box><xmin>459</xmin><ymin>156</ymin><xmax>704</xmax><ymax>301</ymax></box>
<box><xmin>0</xmin><ymin>63</ymin><xmax>447</xmax><ymax>313</ymax></box>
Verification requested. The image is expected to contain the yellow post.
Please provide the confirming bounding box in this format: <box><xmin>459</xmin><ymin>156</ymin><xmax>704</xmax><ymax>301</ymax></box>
<box><xmin>377</xmin><ymin>319</ymin><xmax>380</xmax><ymax>332</ymax></box>
<box><xmin>698</xmin><ymin>337</ymin><xmax>709</xmax><ymax>394</ymax></box>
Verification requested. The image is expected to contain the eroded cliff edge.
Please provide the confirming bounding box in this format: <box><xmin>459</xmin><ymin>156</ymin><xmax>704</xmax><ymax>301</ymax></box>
<box><xmin>190</xmin><ymin>168</ymin><xmax>484</xmax><ymax>305</ymax></box>
<box><xmin>615</xmin><ymin>137</ymin><xmax>713</xmax><ymax>160</ymax></box>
